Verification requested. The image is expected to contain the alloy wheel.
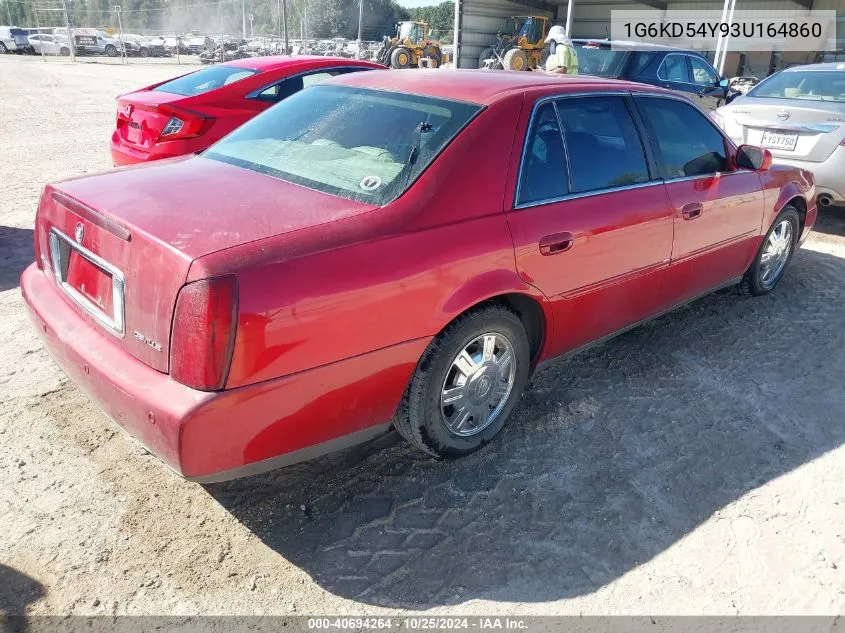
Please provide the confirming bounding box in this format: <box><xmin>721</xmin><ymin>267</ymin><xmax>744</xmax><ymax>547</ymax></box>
<box><xmin>759</xmin><ymin>219</ymin><xmax>794</xmax><ymax>289</ymax></box>
<box><xmin>440</xmin><ymin>332</ymin><xmax>516</xmax><ymax>437</ymax></box>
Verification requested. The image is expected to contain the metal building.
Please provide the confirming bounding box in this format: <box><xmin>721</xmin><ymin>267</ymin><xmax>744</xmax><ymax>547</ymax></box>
<box><xmin>452</xmin><ymin>0</ymin><xmax>845</xmax><ymax>71</ymax></box>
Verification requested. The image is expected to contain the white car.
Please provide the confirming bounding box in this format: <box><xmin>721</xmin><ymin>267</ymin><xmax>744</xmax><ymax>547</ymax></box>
<box><xmin>28</xmin><ymin>33</ymin><xmax>71</xmax><ymax>56</ymax></box>
<box><xmin>729</xmin><ymin>76</ymin><xmax>760</xmax><ymax>95</ymax></box>
<box><xmin>714</xmin><ymin>62</ymin><xmax>845</xmax><ymax>209</ymax></box>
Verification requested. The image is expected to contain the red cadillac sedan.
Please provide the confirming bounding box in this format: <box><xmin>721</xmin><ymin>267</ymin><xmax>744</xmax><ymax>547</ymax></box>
<box><xmin>110</xmin><ymin>55</ymin><xmax>384</xmax><ymax>166</ymax></box>
<box><xmin>23</xmin><ymin>70</ymin><xmax>816</xmax><ymax>482</ymax></box>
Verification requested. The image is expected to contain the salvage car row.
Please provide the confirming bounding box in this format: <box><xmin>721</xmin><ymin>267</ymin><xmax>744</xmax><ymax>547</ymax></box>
<box><xmin>19</xmin><ymin>55</ymin><xmax>827</xmax><ymax>482</ymax></box>
<box><xmin>0</xmin><ymin>26</ymin><xmax>172</xmax><ymax>57</ymax></box>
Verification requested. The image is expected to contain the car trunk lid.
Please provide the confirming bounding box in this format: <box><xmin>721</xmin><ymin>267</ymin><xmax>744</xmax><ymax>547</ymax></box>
<box><xmin>35</xmin><ymin>157</ymin><xmax>376</xmax><ymax>373</ymax></box>
<box><xmin>723</xmin><ymin>99</ymin><xmax>845</xmax><ymax>162</ymax></box>
<box><xmin>115</xmin><ymin>90</ymin><xmax>187</xmax><ymax>154</ymax></box>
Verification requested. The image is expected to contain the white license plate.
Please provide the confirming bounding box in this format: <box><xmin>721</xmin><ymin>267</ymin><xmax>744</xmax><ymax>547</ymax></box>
<box><xmin>760</xmin><ymin>131</ymin><xmax>798</xmax><ymax>151</ymax></box>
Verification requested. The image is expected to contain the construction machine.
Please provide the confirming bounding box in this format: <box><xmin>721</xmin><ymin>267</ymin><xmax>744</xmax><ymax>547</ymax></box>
<box><xmin>375</xmin><ymin>21</ymin><xmax>447</xmax><ymax>69</ymax></box>
<box><xmin>479</xmin><ymin>15</ymin><xmax>549</xmax><ymax>71</ymax></box>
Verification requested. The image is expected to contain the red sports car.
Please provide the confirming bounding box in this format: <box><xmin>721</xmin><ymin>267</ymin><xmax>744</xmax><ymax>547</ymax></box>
<box><xmin>110</xmin><ymin>55</ymin><xmax>384</xmax><ymax>166</ymax></box>
<box><xmin>24</xmin><ymin>70</ymin><xmax>816</xmax><ymax>482</ymax></box>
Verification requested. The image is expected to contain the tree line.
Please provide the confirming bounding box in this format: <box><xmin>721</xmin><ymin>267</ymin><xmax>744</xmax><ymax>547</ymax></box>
<box><xmin>3</xmin><ymin>0</ymin><xmax>454</xmax><ymax>43</ymax></box>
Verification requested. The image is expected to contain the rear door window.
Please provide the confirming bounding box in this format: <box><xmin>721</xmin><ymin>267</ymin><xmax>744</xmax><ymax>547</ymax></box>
<box><xmin>659</xmin><ymin>55</ymin><xmax>691</xmax><ymax>83</ymax></box>
<box><xmin>689</xmin><ymin>56</ymin><xmax>719</xmax><ymax>86</ymax></box>
<box><xmin>636</xmin><ymin>97</ymin><xmax>729</xmax><ymax>178</ymax></box>
<box><xmin>517</xmin><ymin>103</ymin><xmax>569</xmax><ymax>205</ymax></box>
<box><xmin>555</xmin><ymin>96</ymin><xmax>650</xmax><ymax>194</ymax></box>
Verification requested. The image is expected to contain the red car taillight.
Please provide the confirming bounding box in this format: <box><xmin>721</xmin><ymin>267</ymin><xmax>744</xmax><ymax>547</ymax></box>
<box><xmin>157</xmin><ymin>105</ymin><xmax>214</xmax><ymax>141</ymax></box>
<box><xmin>170</xmin><ymin>276</ymin><xmax>238</xmax><ymax>392</ymax></box>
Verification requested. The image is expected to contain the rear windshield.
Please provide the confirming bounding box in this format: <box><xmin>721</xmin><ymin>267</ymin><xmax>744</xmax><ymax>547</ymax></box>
<box><xmin>749</xmin><ymin>71</ymin><xmax>845</xmax><ymax>102</ymax></box>
<box><xmin>204</xmin><ymin>85</ymin><xmax>483</xmax><ymax>205</ymax></box>
<box><xmin>572</xmin><ymin>43</ymin><xmax>629</xmax><ymax>77</ymax></box>
<box><xmin>153</xmin><ymin>66</ymin><xmax>258</xmax><ymax>97</ymax></box>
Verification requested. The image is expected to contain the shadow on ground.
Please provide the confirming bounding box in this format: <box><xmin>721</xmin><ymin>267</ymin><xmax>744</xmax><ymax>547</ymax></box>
<box><xmin>0</xmin><ymin>564</ymin><xmax>44</xmax><ymax>616</ymax></box>
<box><xmin>207</xmin><ymin>247</ymin><xmax>845</xmax><ymax>609</ymax></box>
<box><xmin>0</xmin><ymin>226</ymin><xmax>34</xmax><ymax>293</ymax></box>
<box><xmin>813</xmin><ymin>206</ymin><xmax>845</xmax><ymax>238</ymax></box>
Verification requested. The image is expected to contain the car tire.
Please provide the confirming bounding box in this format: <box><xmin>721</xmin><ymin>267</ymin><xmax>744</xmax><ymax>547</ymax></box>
<box><xmin>739</xmin><ymin>206</ymin><xmax>800</xmax><ymax>296</ymax></box>
<box><xmin>503</xmin><ymin>47</ymin><xmax>528</xmax><ymax>71</ymax></box>
<box><xmin>394</xmin><ymin>305</ymin><xmax>530</xmax><ymax>458</ymax></box>
<box><xmin>390</xmin><ymin>47</ymin><xmax>411</xmax><ymax>69</ymax></box>
<box><xmin>105</xmin><ymin>44</ymin><xmax>118</xmax><ymax>57</ymax></box>
<box><xmin>0</xmin><ymin>43</ymin><xmax>8</xmax><ymax>54</ymax></box>
<box><xmin>139</xmin><ymin>47</ymin><xmax>149</xmax><ymax>57</ymax></box>
<box><xmin>60</xmin><ymin>47</ymin><xmax>70</xmax><ymax>56</ymax></box>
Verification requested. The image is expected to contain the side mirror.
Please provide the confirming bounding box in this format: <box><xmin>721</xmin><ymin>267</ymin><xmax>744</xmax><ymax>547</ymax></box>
<box><xmin>719</xmin><ymin>78</ymin><xmax>729</xmax><ymax>88</ymax></box>
<box><xmin>735</xmin><ymin>145</ymin><xmax>772</xmax><ymax>171</ymax></box>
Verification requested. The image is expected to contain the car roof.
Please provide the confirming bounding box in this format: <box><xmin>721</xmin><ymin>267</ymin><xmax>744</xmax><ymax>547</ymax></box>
<box><xmin>221</xmin><ymin>54</ymin><xmax>382</xmax><ymax>71</ymax></box>
<box><xmin>572</xmin><ymin>38</ymin><xmax>694</xmax><ymax>52</ymax></box>
<box><xmin>327</xmin><ymin>68</ymin><xmax>668</xmax><ymax>105</ymax></box>
<box><xmin>782</xmin><ymin>62</ymin><xmax>845</xmax><ymax>72</ymax></box>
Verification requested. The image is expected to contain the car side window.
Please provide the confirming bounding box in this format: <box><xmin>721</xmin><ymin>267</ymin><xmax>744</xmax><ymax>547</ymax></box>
<box><xmin>637</xmin><ymin>97</ymin><xmax>729</xmax><ymax>178</ymax></box>
<box><xmin>660</xmin><ymin>55</ymin><xmax>690</xmax><ymax>83</ymax></box>
<box><xmin>555</xmin><ymin>96</ymin><xmax>650</xmax><ymax>194</ymax></box>
<box><xmin>689</xmin><ymin>56</ymin><xmax>719</xmax><ymax>86</ymax></box>
<box><xmin>517</xmin><ymin>102</ymin><xmax>568</xmax><ymax>205</ymax></box>
<box><xmin>302</xmin><ymin>71</ymin><xmax>335</xmax><ymax>88</ymax></box>
<box><xmin>257</xmin><ymin>70</ymin><xmax>341</xmax><ymax>102</ymax></box>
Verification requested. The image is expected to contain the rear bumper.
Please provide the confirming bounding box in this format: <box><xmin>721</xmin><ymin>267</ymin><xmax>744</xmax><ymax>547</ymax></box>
<box><xmin>110</xmin><ymin>132</ymin><xmax>200</xmax><ymax>166</ymax></box>
<box><xmin>22</xmin><ymin>263</ymin><xmax>427</xmax><ymax>480</ymax></box>
<box><xmin>769</xmin><ymin>147</ymin><xmax>845</xmax><ymax>204</ymax></box>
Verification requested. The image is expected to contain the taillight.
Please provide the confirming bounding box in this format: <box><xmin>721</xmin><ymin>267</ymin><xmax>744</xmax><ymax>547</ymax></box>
<box><xmin>157</xmin><ymin>105</ymin><xmax>213</xmax><ymax>141</ymax></box>
<box><xmin>170</xmin><ymin>276</ymin><xmax>238</xmax><ymax>391</ymax></box>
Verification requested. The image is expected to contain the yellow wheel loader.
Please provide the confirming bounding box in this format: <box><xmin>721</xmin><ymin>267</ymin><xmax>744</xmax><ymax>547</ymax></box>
<box><xmin>376</xmin><ymin>21</ymin><xmax>448</xmax><ymax>69</ymax></box>
<box><xmin>479</xmin><ymin>16</ymin><xmax>549</xmax><ymax>71</ymax></box>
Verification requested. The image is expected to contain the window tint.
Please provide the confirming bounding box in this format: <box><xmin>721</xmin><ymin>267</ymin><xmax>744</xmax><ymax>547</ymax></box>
<box><xmin>302</xmin><ymin>71</ymin><xmax>335</xmax><ymax>88</ymax></box>
<box><xmin>660</xmin><ymin>55</ymin><xmax>689</xmax><ymax>82</ymax></box>
<box><xmin>638</xmin><ymin>97</ymin><xmax>729</xmax><ymax>178</ymax></box>
<box><xmin>689</xmin><ymin>56</ymin><xmax>718</xmax><ymax>86</ymax></box>
<box><xmin>257</xmin><ymin>70</ymin><xmax>349</xmax><ymax>101</ymax></box>
<box><xmin>628</xmin><ymin>51</ymin><xmax>653</xmax><ymax>75</ymax></box>
<box><xmin>555</xmin><ymin>96</ymin><xmax>650</xmax><ymax>193</ymax></box>
<box><xmin>571</xmin><ymin>43</ymin><xmax>628</xmax><ymax>77</ymax></box>
<box><xmin>153</xmin><ymin>65</ymin><xmax>258</xmax><ymax>96</ymax></box>
<box><xmin>517</xmin><ymin>103</ymin><xmax>568</xmax><ymax>205</ymax></box>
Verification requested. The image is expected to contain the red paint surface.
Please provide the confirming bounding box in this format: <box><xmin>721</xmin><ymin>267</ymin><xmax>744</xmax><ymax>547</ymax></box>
<box><xmin>109</xmin><ymin>56</ymin><xmax>385</xmax><ymax>165</ymax></box>
<box><xmin>23</xmin><ymin>72</ymin><xmax>817</xmax><ymax>479</ymax></box>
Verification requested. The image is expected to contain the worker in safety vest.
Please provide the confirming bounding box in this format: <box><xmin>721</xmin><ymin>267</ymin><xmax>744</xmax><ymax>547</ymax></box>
<box><xmin>544</xmin><ymin>25</ymin><xmax>578</xmax><ymax>75</ymax></box>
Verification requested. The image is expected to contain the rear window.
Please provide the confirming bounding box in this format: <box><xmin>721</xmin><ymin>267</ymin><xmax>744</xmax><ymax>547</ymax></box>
<box><xmin>204</xmin><ymin>85</ymin><xmax>482</xmax><ymax>205</ymax></box>
<box><xmin>572</xmin><ymin>43</ymin><xmax>629</xmax><ymax>77</ymax></box>
<box><xmin>153</xmin><ymin>66</ymin><xmax>258</xmax><ymax>97</ymax></box>
<box><xmin>750</xmin><ymin>70</ymin><xmax>845</xmax><ymax>102</ymax></box>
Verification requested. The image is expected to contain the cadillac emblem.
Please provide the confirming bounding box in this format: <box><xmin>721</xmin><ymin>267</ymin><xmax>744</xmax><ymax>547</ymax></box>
<box><xmin>75</xmin><ymin>222</ymin><xmax>84</xmax><ymax>244</ymax></box>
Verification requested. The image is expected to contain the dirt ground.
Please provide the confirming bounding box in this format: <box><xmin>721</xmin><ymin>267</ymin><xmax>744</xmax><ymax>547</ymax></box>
<box><xmin>1</xmin><ymin>56</ymin><xmax>845</xmax><ymax>617</ymax></box>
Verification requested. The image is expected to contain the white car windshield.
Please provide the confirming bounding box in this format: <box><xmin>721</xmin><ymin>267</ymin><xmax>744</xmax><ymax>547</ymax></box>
<box><xmin>204</xmin><ymin>86</ymin><xmax>482</xmax><ymax>205</ymax></box>
<box><xmin>750</xmin><ymin>71</ymin><xmax>845</xmax><ymax>102</ymax></box>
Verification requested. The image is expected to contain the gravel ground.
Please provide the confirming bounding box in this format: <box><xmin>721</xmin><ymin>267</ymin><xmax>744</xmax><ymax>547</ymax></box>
<box><xmin>1</xmin><ymin>56</ymin><xmax>845</xmax><ymax>617</ymax></box>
